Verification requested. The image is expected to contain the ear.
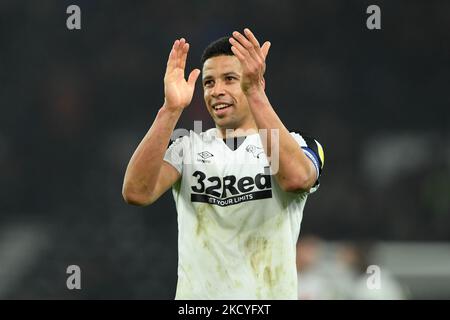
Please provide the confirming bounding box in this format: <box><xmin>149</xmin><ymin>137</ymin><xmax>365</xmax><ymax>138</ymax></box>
<box><xmin>261</xmin><ymin>77</ymin><xmax>266</xmax><ymax>90</ymax></box>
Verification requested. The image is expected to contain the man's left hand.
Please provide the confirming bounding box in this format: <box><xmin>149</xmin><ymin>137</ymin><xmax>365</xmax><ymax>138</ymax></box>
<box><xmin>229</xmin><ymin>28</ymin><xmax>271</xmax><ymax>95</ymax></box>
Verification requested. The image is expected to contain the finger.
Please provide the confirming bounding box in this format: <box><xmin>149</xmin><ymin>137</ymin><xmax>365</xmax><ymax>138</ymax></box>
<box><xmin>187</xmin><ymin>68</ymin><xmax>201</xmax><ymax>88</ymax></box>
<box><xmin>230</xmin><ymin>36</ymin><xmax>264</xmax><ymax>71</ymax></box>
<box><xmin>243</xmin><ymin>28</ymin><xmax>260</xmax><ymax>49</ymax></box>
<box><xmin>261</xmin><ymin>41</ymin><xmax>271</xmax><ymax>59</ymax></box>
<box><xmin>232</xmin><ymin>31</ymin><xmax>254</xmax><ymax>51</ymax></box>
<box><xmin>166</xmin><ymin>40</ymin><xmax>179</xmax><ymax>72</ymax></box>
<box><xmin>174</xmin><ymin>39</ymin><xmax>181</xmax><ymax>64</ymax></box>
<box><xmin>230</xmin><ymin>44</ymin><xmax>246</xmax><ymax>61</ymax></box>
<box><xmin>233</xmin><ymin>30</ymin><xmax>264</xmax><ymax>61</ymax></box>
<box><xmin>244</xmin><ymin>28</ymin><xmax>266</xmax><ymax>61</ymax></box>
<box><xmin>229</xmin><ymin>37</ymin><xmax>250</xmax><ymax>59</ymax></box>
<box><xmin>179</xmin><ymin>42</ymin><xmax>189</xmax><ymax>72</ymax></box>
<box><xmin>230</xmin><ymin>45</ymin><xmax>252</xmax><ymax>73</ymax></box>
<box><xmin>176</xmin><ymin>38</ymin><xmax>186</xmax><ymax>69</ymax></box>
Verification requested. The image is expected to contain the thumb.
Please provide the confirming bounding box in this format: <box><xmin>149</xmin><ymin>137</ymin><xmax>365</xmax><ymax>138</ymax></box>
<box><xmin>188</xmin><ymin>68</ymin><xmax>201</xmax><ymax>87</ymax></box>
<box><xmin>261</xmin><ymin>41</ymin><xmax>271</xmax><ymax>60</ymax></box>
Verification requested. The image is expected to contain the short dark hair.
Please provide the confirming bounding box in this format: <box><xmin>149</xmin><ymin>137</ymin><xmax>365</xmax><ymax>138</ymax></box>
<box><xmin>200</xmin><ymin>36</ymin><xmax>234</xmax><ymax>65</ymax></box>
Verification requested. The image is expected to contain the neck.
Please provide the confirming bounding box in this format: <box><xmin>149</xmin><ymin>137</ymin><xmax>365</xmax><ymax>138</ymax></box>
<box><xmin>215</xmin><ymin>120</ymin><xmax>258</xmax><ymax>139</ymax></box>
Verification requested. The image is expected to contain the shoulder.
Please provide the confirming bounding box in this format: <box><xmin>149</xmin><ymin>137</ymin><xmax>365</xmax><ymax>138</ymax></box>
<box><xmin>168</xmin><ymin>128</ymin><xmax>217</xmax><ymax>148</ymax></box>
<box><xmin>168</xmin><ymin>134</ymin><xmax>188</xmax><ymax>149</ymax></box>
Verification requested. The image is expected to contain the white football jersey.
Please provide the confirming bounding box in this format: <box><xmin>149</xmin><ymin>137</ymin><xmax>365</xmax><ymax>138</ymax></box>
<box><xmin>163</xmin><ymin>128</ymin><xmax>324</xmax><ymax>300</ymax></box>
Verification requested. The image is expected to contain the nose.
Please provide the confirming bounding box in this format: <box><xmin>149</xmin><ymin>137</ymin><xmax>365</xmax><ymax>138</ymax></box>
<box><xmin>211</xmin><ymin>80</ymin><xmax>225</xmax><ymax>97</ymax></box>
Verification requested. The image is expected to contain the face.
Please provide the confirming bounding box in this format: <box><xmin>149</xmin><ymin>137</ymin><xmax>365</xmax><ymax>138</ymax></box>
<box><xmin>202</xmin><ymin>55</ymin><xmax>255</xmax><ymax>132</ymax></box>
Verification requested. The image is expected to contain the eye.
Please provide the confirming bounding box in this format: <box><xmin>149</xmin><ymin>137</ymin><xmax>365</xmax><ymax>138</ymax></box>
<box><xmin>225</xmin><ymin>76</ymin><xmax>236</xmax><ymax>82</ymax></box>
<box><xmin>203</xmin><ymin>80</ymin><xmax>214</xmax><ymax>87</ymax></box>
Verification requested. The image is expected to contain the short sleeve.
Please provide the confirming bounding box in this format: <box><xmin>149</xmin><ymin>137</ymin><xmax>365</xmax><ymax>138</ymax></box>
<box><xmin>290</xmin><ymin>132</ymin><xmax>325</xmax><ymax>193</ymax></box>
<box><xmin>163</xmin><ymin>136</ymin><xmax>186</xmax><ymax>174</ymax></box>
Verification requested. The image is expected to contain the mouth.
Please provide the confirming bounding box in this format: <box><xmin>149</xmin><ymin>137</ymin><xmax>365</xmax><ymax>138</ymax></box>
<box><xmin>211</xmin><ymin>103</ymin><xmax>233</xmax><ymax>116</ymax></box>
<box><xmin>212</xmin><ymin>103</ymin><xmax>233</xmax><ymax>111</ymax></box>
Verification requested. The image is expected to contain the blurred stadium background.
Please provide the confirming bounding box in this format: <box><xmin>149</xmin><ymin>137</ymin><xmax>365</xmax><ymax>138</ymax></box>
<box><xmin>0</xmin><ymin>0</ymin><xmax>449</xmax><ymax>299</ymax></box>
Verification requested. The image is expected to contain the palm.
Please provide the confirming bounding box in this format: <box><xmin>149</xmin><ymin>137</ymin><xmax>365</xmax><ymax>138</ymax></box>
<box><xmin>165</xmin><ymin>69</ymin><xmax>193</xmax><ymax>108</ymax></box>
<box><xmin>164</xmin><ymin>38</ymin><xmax>200</xmax><ymax>110</ymax></box>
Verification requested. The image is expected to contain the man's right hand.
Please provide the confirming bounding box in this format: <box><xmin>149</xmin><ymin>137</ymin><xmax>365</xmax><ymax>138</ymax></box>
<box><xmin>163</xmin><ymin>38</ymin><xmax>200</xmax><ymax>111</ymax></box>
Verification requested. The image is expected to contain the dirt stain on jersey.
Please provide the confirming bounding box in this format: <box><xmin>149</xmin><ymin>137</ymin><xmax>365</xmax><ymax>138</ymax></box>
<box><xmin>201</xmin><ymin>238</ymin><xmax>232</xmax><ymax>284</ymax></box>
<box><xmin>245</xmin><ymin>235</ymin><xmax>283</xmax><ymax>296</ymax></box>
<box><xmin>263</xmin><ymin>265</ymin><xmax>283</xmax><ymax>288</ymax></box>
<box><xmin>263</xmin><ymin>267</ymin><xmax>274</xmax><ymax>287</ymax></box>
<box><xmin>196</xmin><ymin>204</ymin><xmax>212</xmax><ymax>236</ymax></box>
<box><xmin>275</xmin><ymin>214</ymin><xmax>284</xmax><ymax>229</ymax></box>
<box><xmin>234</xmin><ymin>280</ymin><xmax>243</xmax><ymax>288</ymax></box>
<box><xmin>245</xmin><ymin>236</ymin><xmax>271</xmax><ymax>277</ymax></box>
<box><xmin>245</xmin><ymin>235</ymin><xmax>270</xmax><ymax>298</ymax></box>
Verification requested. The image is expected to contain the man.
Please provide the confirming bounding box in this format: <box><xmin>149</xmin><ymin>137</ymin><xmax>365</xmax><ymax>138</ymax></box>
<box><xmin>122</xmin><ymin>28</ymin><xmax>324</xmax><ymax>299</ymax></box>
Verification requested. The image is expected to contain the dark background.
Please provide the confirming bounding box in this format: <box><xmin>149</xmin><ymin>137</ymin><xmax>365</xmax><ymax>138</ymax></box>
<box><xmin>0</xmin><ymin>0</ymin><xmax>449</xmax><ymax>299</ymax></box>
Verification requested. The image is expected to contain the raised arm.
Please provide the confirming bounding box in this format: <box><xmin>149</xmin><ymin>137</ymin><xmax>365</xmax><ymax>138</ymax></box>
<box><xmin>122</xmin><ymin>38</ymin><xmax>200</xmax><ymax>206</ymax></box>
<box><xmin>229</xmin><ymin>29</ymin><xmax>317</xmax><ymax>193</ymax></box>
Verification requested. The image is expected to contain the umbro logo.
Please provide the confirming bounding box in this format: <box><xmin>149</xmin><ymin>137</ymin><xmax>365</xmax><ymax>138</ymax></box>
<box><xmin>197</xmin><ymin>151</ymin><xmax>213</xmax><ymax>163</ymax></box>
<box><xmin>198</xmin><ymin>151</ymin><xmax>213</xmax><ymax>159</ymax></box>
